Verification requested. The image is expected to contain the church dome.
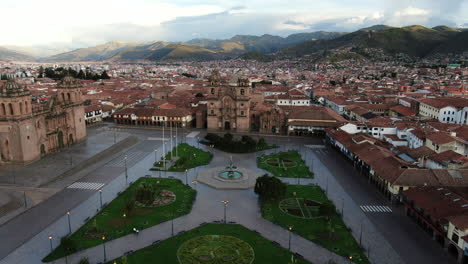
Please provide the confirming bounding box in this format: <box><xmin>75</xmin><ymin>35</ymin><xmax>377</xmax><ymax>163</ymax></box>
<box><xmin>57</xmin><ymin>76</ymin><xmax>82</xmax><ymax>89</ymax></box>
<box><xmin>0</xmin><ymin>80</ymin><xmax>30</xmax><ymax>97</ymax></box>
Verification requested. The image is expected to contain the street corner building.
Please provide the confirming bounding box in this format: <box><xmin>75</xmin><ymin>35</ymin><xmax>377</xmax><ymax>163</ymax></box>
<box><xmin>0</xmin><ymin>76</ymin><xmax>87</xmax><ymax>164</ymax></box>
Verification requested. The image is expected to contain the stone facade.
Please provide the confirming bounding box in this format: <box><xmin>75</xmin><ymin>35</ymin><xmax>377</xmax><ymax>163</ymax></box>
<box><xmin>0</xmin><ymin>76</ymin><xmax>86</xmax><ymax>164</ymax></box>
<box><xmin>206</xmin><ymin>71</ymin><xmax>251</xmax><ymax>132</ymax></box>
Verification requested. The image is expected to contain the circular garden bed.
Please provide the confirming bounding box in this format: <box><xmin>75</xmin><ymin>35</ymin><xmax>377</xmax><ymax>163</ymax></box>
<box><xmin>177</xmin><ymin>235</ymin><xmax>255</xmax><ymax>264</ymax></box>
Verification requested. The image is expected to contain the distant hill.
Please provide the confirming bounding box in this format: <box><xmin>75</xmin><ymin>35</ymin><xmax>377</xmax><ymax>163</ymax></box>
<box><xmin>430</xmin><ymin>30</ymin><xmax>468</xmax><ymax>55</ymax></box>
<box><xmin>359</xmin><ymin>25</ymin><xmax>395</xmax><ymax>31</ymax></box>
<box><xmin>238</xmin><ymin>51</ymin><xmax>273</xmax><ymax>62</ymax></box>
<box><xmin>2</xmin><ymin>45</ymin><xmax>72</xmax><ymax>58</ymax></box>
<box><xmin>0</xmin><ymin>47</ymin><xmax>35</xmax><ymax>61</ymax></box>
<box><xmin>279</xmin><ymin>25</ymin><xmax>468</xmax><ymax>60</ymax></box>
<box><xmin>40</xmin><ymin>41</ymin><xmax>148</xmax><ymax>62</ymax></box>
<box><xmin>187</xmin><ymin>31</ymin><xmax>345</xmax><ymax>54</ymax></box>
<box><xmin>110</xmin><ymin>43</ymin><xmax>225</xmax><ymax>61</ymax></box>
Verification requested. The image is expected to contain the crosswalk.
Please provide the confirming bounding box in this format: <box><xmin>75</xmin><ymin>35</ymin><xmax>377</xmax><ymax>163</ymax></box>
<box><xmin>67</xmin><ymin>182</ymin><xmax>104</xmax><ymax>190</ymax></box>
<box><xmin>360</xmin><ymin>205</ymin><xmax>392</xmax><ymax>213</ymax></box>
<box><xmin>311</xmin><ymin>149</ymin><xmax>330</xmax><ymax>155</ymax></box>
<box><xmin>147</xmin><ymin>137</ymin><xmax>169</xmax><ymax>141</ymax></box>
<box><xmin>105</xmin><ymin>151</ymin><xmax>149</xmax><ymax>167</ymax></box>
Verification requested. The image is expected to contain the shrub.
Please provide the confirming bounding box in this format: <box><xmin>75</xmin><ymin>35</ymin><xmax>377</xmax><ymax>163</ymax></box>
<box><xmin>78</xmin><ymin>257</ymin><xmax>90</xmax><ymax>264</ymax></box>
<box><xmin>135</xmin><ymin>183</ymin><xmax>156</xmax><ymax>205</ymax></box>
<box><xmin>60</xmin><ymin>236</ymin><xmax>77</xmax><ymax>254</ymax></box>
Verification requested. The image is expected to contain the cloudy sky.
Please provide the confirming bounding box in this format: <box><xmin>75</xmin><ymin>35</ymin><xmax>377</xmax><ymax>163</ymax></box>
<box><xmin>1</xmin><ymin>0</ymin><xmax>467</xmax><ymax>48</ymax></box>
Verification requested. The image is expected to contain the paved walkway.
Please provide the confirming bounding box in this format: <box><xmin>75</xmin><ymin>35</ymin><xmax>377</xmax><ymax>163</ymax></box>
<box><xmin>49</xmin><ymin>141</ymin><xmax>353</xmax><ymax>264</ymax></box>
<box><xmin>1</xmin><ymin>132</ymin><xmax>406</xmax><ymax>264</ymax></box>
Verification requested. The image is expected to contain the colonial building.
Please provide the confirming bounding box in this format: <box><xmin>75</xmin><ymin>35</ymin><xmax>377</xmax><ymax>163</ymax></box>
<box><xmin>206</xmin><ymin>71</ymin><xmax>251</xmax><ymax>132</ymax></box>
<box><xmin>0</xmin><ymin>76</ymin><xmax>86</xmax><ymax>164</ymax></box>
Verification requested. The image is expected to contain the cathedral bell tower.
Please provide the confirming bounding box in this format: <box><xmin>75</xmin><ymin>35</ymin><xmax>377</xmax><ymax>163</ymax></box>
<box><xmin>0</xmin><ymin>80</ymin><xmax>37</xmax><ymax>163</ymax></box>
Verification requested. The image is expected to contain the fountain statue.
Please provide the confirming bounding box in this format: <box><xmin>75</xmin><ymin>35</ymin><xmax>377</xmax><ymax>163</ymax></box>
<box><xmin>219</xmin><ymin>156</ymin><xmax>242</xmax><ymax>179</ymax></box>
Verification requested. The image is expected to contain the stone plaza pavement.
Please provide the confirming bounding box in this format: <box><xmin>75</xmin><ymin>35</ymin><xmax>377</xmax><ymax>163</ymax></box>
<box><xmin>0</xmin><ymin>129</ymin><xmax>407</xmax><ymax>264</ymax></box>
<box><xmin>41</xmin><ymin>137</ymin><xmax>403</xmax><ymax>264</ymax></box>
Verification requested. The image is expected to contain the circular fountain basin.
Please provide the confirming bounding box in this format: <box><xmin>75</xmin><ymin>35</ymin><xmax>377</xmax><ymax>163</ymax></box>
<box><xmin>218</xmin><ymin>171</ymin><xmax>243</xmax><ymax>180</ymax></box>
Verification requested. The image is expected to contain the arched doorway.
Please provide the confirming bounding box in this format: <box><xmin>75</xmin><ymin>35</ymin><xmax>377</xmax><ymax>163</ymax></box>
<box><xmin>224</xmin><ymin>121</ymin><xmax>231</xmax><ymax>130</ymax></box>
<box><xmin>40</xmin><ymin>144</ymin><xmax>46</xmax><ymax>155</ymax></box>
<box><xmin>2</xmin><ymin>139</ymin><xmax>10</xmax><ymax>161</ymax></box>
<box><xmin>68</xmin><ymin>134</ymin><xmax>74</xmax><ymax>146</ymax></box>
<box><xmin>58</xmin><ymin>131</ymin><xmax>64</xmax><ymax>149</ymax></box>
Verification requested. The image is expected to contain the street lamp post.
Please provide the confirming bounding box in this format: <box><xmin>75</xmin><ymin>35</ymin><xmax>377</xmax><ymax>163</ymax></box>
<box><xmin>359</xmin><ymin>221</ymin><xmax>363</xmax><ymax>247</ymax></box>
<box><xmin>48</xmin><ymin>236</ymin><xmax>53</xmax><ymax>252</ymax></box>
<box><xmin>197</xmin><ymin>137</ymin><xmax>200</xmax><ymax>148</ymax></box>
<box><xmin>124</xmin><ymin>155</ymin><xmax>128</xmax><ymax>185</ymax></box>
<box><xmin>170</xmin><ymin>124</ymin><xmax>173</xmax><ymax>160</ymax></box>
<box><xmin>154</xmin><ymin>149</ymin><xmax>158</xmax><ymax>164</ymax></box>
<box><xmin>66</xmin><ymin>211</ymin><xmax>72</xmax><ymax>234</ymax></box>
<box><xmin>171</xmin><ymin>209</ymin><xmax>174</xmax><ymax>236</ymax></box>
<box><xmin>23</xmin><ymin>191</ymin><xmax>27</xmax><ymax>208</ymax></box>
<box><xmin>70</xmin><ymin>153</ymin><xmax>73</xmax><ymax>167</ymax></box>
<box><xmin>341</xmin><ymin>198</ymin><xmax>344</xmax><ymax>216</ymax></box>
<box><xmin>185</xmin><ymin>169</ymin><xmax>188</xmax><ymax>185</ymax></box>
<box><xmin>102</xmin><ymin>236</ymin><xmax>107</xmax><ymax>262</ymax></box>
<box><xmin>99</xmin><ymin>189</ymin><xmax>103</xmax><ymax>208</ymax></box>
<box><xmin>288</xmin><ymin>226</ymin><xmax>293</xmax><ymax>250</ymax></box>
<box><xmin>114</xmin><ymin>130</ymin><xmax>116</xmax><ymax>143</ymax></box>
<box><xmin>221</xmin><ymin>200</ymin><xmax>229</xmax><ymax>223</ymax></box>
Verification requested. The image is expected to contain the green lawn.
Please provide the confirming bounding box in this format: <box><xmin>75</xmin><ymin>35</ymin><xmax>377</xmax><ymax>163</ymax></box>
<box><xmin>257</xmin><ymin>151</ymin><xmax>313</xmax><ymax>178</ymax></box>
<box><xmin>261</xmin><ymin>185</ymin><xmax>368</xmax><ymax>264</ymax></box>
<box><xmin>151</xmin><ymin>143</ymin><xmax>213</xmax><ymax>172</ymax></box>
<box><xmin>43</xmin><ymin>178</ymin><xmax>196</xmax><ymax>262</ymax></box>
<box><xmin>107</xmin><ymin>224</ymin><xmax>312</xmax><ymax>264</ymax></box>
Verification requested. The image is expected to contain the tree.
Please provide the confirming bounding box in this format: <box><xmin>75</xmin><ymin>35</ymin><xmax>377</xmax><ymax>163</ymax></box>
<box><xmin>77</xmin><ymin>69</ymin><xmax>86</xmax><ymax>79</ymax></box>
<box><xmin>101</xmin><ymin>70</ymin><xmax>110</xmax><ymax>79</ymax></box>
<box><xmin>223</xmin><ymin>133</ymin><xmax>233</xmax><ymax>142</ymax></box>
<box><xmin>254</xmin><ymin>175</ymin><xmax>287</xmax><ymax>202</ymax></box>
<box><xmin>38</xmin><ymin>66</ymin><xmax>44</xmax><ymax>78</ymax></box>
<box><xmin>319</xmin><ymin>202</ymin><xmax>336</xmax><ymax>216</ymax></box>
<box><xmin>135</xmin><ymin>182</ymin><xmax>155</xmax><ymax>205</ymax></box>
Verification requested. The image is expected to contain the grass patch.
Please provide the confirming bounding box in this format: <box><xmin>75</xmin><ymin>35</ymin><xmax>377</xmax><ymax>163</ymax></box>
<box><xmin>261</xmin><ymin>185</ymin><xmax>368</xmax><ymax>264</ymax></box>
<box><xmin>107</xmin><ymin>224</ymin><xmax>312</xmax><ymax>264</ymax></box>
<box><xmin>43</xmin><ymin>178</ymin><xmax>196</xmax><ymax>262</ymax></box>
<box><xmin>258</xmin><ymin>151</ymin><xmax>313</xmax><ymax>178</ymax></box>
<box><xmin>151</xmin><ymin>143</ymin><xmax>212</xmax><ymax>172</ymax></box>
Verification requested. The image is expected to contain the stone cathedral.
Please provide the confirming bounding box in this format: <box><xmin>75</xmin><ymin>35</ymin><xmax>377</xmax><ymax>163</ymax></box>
<box><xmin>0</xmin><ymin>76</ymin><xmax>87</xmax><ymax>164</ymax></box>
<box><xmin>206</xmin><ymin>71</ymin><xmax>251</xmax><ymax>132</ymax></box>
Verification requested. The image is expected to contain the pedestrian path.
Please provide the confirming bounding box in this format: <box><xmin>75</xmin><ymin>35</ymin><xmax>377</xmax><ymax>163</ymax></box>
<box><xmin>305</xmin><ymin>145</ymin><xmax>326</xmax><ymax>149</ymax></box>
<box><xmin>186</xmin><ymin>131</ymin><xmax>200</xmax><ymax>138</ymax></box>
<box><xmin>360</xmin><ymin>205</ymin><xmax>392</xmax><ymax>213</ymax></box>
<box><xmin>67</xmin><ymin>182</ymin><xmax>104</xmax><ymax>190</ymax></box>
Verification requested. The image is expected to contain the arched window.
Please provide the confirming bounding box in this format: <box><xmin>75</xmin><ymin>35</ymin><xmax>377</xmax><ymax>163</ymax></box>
<box><xmin>1</xmin><ymin>104</ymin><xmax>5</xmax><ymax>116</ymax></box>
<box><xmin>67</xmin><ymin>93</ymin><xmax>71</xmax><ymax>102</ymax></box>
<box><xmin>25</xmin><ymin>101</ymin><xmax>29</xmax><ymax>113</ymax></box>
<box><xmin>240</xmin><ymin>89</ymin><xmax>245</xmax><ymax>95</ymax></box>
<box><xmin>8</xmin><ymin>103</ymin><xmax>13</xmax><ymax>115</ymax></box>
<box><xmin>19</xmin><ymin>102</ymin><xmax>23</xmax><ymax>115</ymax></box>
<box><xmin>62</xmin><ymin>93</ymin><xmax>65</xmax><ymax>102</ymax></box>
<box><xmin>211</xmin><ymin>88</ymin><xmax>215</xmax><ymax>95</ymax></box>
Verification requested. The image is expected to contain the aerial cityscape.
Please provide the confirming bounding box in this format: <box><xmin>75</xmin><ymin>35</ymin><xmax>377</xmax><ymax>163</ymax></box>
<box><xmin>0</xmin><ymin>1</ymin><xmax>468</xmax><ymax>264</ymax></box>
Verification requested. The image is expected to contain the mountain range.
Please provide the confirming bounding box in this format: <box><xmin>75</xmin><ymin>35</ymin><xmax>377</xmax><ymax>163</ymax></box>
<box><xmin>1</xmin><ymin>25</ymin><xmax>467</xmax><ymax>62</ymax></box>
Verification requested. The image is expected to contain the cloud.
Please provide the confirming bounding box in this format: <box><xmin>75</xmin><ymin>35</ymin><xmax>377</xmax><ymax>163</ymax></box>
<box><xmin>0</xmin><ymin>0</ymin><xmax>467</xmax><ymax>47</ymax></box>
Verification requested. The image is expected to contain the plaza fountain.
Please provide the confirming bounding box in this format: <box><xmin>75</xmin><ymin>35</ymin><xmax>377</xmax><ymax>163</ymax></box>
<box><xmin>197</xmin><ymin>155</ymin><xmax>261</xmax><ymax>189</ymax></box>
<box><xmin>218</xmin><ymin>156</ymin><xmax>243</xmax><ymax>180</ymax></box>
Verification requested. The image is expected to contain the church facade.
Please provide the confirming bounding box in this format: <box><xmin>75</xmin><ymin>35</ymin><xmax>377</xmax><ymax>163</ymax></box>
<box><xmin>0</xmin><ymin>76</ymin><xmax>87</xmax><ymax>164</ymax></box>
<box><xmin>206</xmin><ymin>71</ymin><xmax>251</xmax><ymax>132</ymax></box>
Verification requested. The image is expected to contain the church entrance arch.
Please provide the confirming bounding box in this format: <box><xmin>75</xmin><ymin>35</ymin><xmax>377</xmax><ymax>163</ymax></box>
<box><xmin>224</xmin><ymin>121</ymin><xmax>231</xmax><ymax>130</ymax></box>
<box><xmin>58</xmin><ymin>131</ymin><xmax>64</xmax><ymax>149</ymax></box>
